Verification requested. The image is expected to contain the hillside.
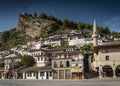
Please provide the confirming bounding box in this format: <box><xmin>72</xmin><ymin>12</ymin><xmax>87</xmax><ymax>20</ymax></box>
<box><xmin>18</xmin><ymin>13</ymin><xmax>56</xmax><ymax>38</ymax></box>
<box><xmin>0</xmin><ymin>12</ymin><xmax>120</xmax><ymax>51</ymax></box>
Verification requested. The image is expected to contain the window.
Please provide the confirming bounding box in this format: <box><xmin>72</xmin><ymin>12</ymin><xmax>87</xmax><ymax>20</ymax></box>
<box><xmin>40</xmin><ymin>72</ymin><xmax>44</xmax><ymax>76</ymax></box>
<box><xmin>48</xmin><ymin>58</ymin><xmax>51</xmax><ymax>62</ymax></box>
<box><xmin>60</xmin><ymin>61</ymin><xmax>63</xmax><ymax>67</ymax></box>
<box><xmin>50</xmin><ymin>71</ymin><xmax>52</xmax><ymax>77</ymax></box>
<box><xmin>30</xmin><ymin>72</ymin><xmax>32</xmax><ymax>77</ymax></box>
<box><xmin>66</xmin><ymin>61</ymin><xmax>70</xmax><ymax>67</ymax></box>
<box><xmin>54</xmin><ymin>61</ymin><xmax>57</xmax><ymax>68</ymax></box>
<box><xmin>11</xmin><ymin>59</ymin><xmax>14</xmax><ymax>63</ymax></box>
<box><xmin>70</xmin><ymin>37</ymin><xmax>72</xmax><ymax>40</ymax></box>
<box><xmin>105</xmin><ymin>55</ymin><xmax>109</xmax><ymax>60</ymax></box>
<box><xmin>72</xmin><ymin>59</ymin><xmax>75</xmax><ymax>62</ymax></box>
<box><xmin>44</xmin><ymin>57</ymin><xmax>46</xmax><ymax>61</ymax></box>
<box><xmin>78</xmin><ymin>36</ymin><xmax>81</xmax><ymax>39</ymax></box>
<box><xmin>41</xmin><ymin>57</ymin><xmax>43</xmax><ymax>61</ymax></box>
<box><xmin>59</xmin><ymin>55</ymin><xmax>61</xmax><ymax>58</ymax></box>
<box><xmin>64</xmin><ymin>54</ymin><xmax>67</xmax><ymax>58</ymax></box>
<box><xmin>27</xmin><ymin>73</ymin><xmax>29</xmax><ymax>77</ymax></box>
<box><xmin>33</xmin><ymin>72</ymin><xmax>36</xmax><ymax>77</ymax></box>
<box><xmin>91</xmin><ymin>56</ymin><xmax>93</xmax><ymax>63</ymax></box>
<box><xmin>38</xmin><ymin>57</ymin><xmax>40</xmax><ymax>61</ymax></box>
<box><xmin>27</xmin><ymin>72</ymin><xmax>32</xmax><ymax>77</ymax></box>
<box><xmin>6</xmin><ymin>65</ymin><xmax>8</xmax><ymax>69</ymax></box>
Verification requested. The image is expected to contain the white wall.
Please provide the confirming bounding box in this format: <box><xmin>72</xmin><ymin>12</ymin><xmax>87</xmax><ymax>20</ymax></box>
<box><xmin>38</xmin><ymin>71</ymin><xmax>53</xmax><ymax>80</ymax></box>
<box><xmin>25</xmin><ymin>72</ymin><xmax>36</xmax><ymax>79</ymax></box>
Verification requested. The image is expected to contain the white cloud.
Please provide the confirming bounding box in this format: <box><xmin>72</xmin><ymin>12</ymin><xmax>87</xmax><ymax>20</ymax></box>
<box><xmin>104</xmin><ymin>15</ymin><xmax>120</xmax><ymax>31</ymax></box>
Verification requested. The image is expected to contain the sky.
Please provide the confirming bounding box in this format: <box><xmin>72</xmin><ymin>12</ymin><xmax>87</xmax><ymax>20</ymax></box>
<box><xmin>0</xmin><ymin>0</ymin><xmax>120</xmax><ymax>32</ymax></box>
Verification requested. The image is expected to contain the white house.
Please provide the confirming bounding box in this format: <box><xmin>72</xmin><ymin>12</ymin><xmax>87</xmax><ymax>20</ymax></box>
<box><xmin>3</xmin><ymin>53</ymin><xmax>21</xmax><ymax>79</ymax></box>
<box><xmin>20</xmin><ymin>66</ymin><xmax>53</xmax><ymax>80</ymax></box>
<box><xmin>35</xmin><ymin>55</ymin><xmax>51</xmax><ymax>67</ymax></box>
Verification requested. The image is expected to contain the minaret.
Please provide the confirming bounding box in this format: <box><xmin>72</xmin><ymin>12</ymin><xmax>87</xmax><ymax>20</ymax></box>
<box><xmin>92</xmin><ymin>19</ymin><xmax>98</xmax><ymax>46</ymax></box>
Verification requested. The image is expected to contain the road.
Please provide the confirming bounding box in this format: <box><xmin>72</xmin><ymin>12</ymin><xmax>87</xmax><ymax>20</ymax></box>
<box><xmin>0</xmin><ymin>79</ymin><xmax>120</xmax><ymax>86</ymax></box>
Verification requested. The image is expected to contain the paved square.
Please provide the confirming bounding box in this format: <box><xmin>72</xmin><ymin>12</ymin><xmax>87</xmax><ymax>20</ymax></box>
<box><xmin>0</xmin><ymin>79</ymin><xmax>120</xmax><ymax>86</ymax></box>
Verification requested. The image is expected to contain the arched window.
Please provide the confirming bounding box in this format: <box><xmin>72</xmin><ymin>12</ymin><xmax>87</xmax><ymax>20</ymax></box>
<box><xmin>66</xmin><ymin>61</ymin><xmax>70</xmax><ymax>67</ymax></box>
<box><xmin>103</xmin><ymin>65</ymin><xmax>113</xmax><ymax>77</ymax></box>
<box><xmin>60</xmin><ymin>61</ymin><xmax>63</xmax><ymax>67</ymax></box>
<box><xmin>54</xmin><ymin>61</ymin><xmax>57</xmax><ymax>68</ymax></box>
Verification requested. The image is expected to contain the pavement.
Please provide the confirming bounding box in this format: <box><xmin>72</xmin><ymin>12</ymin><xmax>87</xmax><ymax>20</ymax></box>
<box><xmin>0</xmin><ymin>79</ymin><xmax>120</xmax><ymax>86</ymax></box>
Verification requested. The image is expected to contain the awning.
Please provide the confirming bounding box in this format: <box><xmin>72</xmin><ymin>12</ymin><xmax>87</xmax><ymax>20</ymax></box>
<box><xmin>71</xmin><ymin>68</ymin><xmax>82</xmax><ymax>73</ymax></box>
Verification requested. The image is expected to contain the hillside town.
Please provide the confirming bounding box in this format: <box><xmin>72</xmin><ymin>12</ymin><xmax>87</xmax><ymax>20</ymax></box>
<box><xmin>0</xmin><ymin>19</ymin><xmax>120</xmax><ymax>80</ymax></box>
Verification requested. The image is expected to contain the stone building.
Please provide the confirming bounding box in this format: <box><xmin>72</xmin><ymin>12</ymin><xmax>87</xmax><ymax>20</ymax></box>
<box><xmin>92</xmin><ymin>20</ymin><xmax>120</xmax><ymax>78</ymax></box>
<box><xmin>3</xmin><ymin>53</ymin><xmax>21</xmax><ymax>79</ymax></box>
<box><xmin>94</xmin><ymin>42</ymin><xmax>120</xmax><ymax>78</ymax></box>
<box><xmin>52</xmin><ymin>49</ymin><xmax>84</xmax><ymax>80</ymax></box>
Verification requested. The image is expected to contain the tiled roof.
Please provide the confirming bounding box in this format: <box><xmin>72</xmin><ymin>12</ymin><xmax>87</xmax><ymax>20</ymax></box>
<box><xmin>56</xmin><ymin>51</ymin><xmax>82</xmax><ymax>55</ymax></box>
<box><xmin>20</xmin><ymin>65</ymin><xmax>52</xmax><ymax>72</ymax></box>
<box><xmin>45</xmin><ymin>48</ymin><xmax>65</xmax><ymax>52</ymax></box>
<box><xmin>95</xmin><ymin>41</ymin><xmax>120</xmax><ymax>48</ymax></box>
<box><xmin>35</xmin><ymin>55</ymin><xmax>47</xmax><ymax>57</ymax></box>
<box><xmin>28</xmin><ymin>49</ymin><xmax>42</xmax><ymax>52</ymax></box>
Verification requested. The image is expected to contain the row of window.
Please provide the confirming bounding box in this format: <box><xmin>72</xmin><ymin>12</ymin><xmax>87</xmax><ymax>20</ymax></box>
<box><xmin>72</xmin><ymin>59</ymin><xmax>82</xmax><ymax>62</ymax></box>
<box><xmin>32</xmin><ymin>52</ymin><xmax>44</xmax><ymax>57</ymax></box>
<box><xmin>57</xmin><ymin>54</ymin><xmax>79</xmax><ymax>59</ymax></box>
<box><xmin>38</xmin><ymin>57</ymin><xmax>47</xmax><ymax>61</ymax></box>
<box><xmin>27</xmin><ymin>72</ymin><xmax>52</xmax><ymax>77</ymax></box>
<box><xmin>27</xmin><ymin>72</ymin><xmax>36</xmax><ymax>77</ymax></box>
<box><xmin>69</xmin><ymin>36</ymin><xmax>85</xmax><ymax>40</ymax></box>
<box><xmin>54</xmin><ymin>61</ymin><xmax>70</xmax><ymax>68</ymax></box>
<box><xmin>91</xmin><ymin>55</ymin><xmax>110</xmax><ymax>62</ymax></box>
<box><xmin>40</xmin><ymin>72</ymin><xmax>52</xmax><ymax>77</ymax></box>
<box><xmin>42</xmin><ymin>36</ymin><xmax>89</xmax><ymax>44</ymax></box>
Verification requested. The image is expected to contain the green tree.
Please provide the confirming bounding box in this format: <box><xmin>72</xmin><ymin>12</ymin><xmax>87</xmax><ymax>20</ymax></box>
<box><xmin>85</xmin><ymin>23</ymin><xmax>91</xmax><ymax>30</ymax></box>
<box><xmin>39</xmin><ymin>12</ymin><xmax>48</xmax><ymax>19</ymax></box>
<box><xmin>69</xmin><ymin>20</ymin><xmax>77</xmax><ymax>29</ymax></box>
<box><xmin>21</xmin><ymin>55</ymin><xmax>35</xmax><ymax>67</ymax></box>
<box><xmin>40</xmin><ymin>28</ymin><xmax>49</xmax><ymax>38</ymax></box>
<box><xmin>48</xmin><ymin>15</ymin><xmax>57</xmax><ymax>21</ymax></box>
<box><xmin>80</xmin><ymin>43</ymin><xmax>93</xmax><ymax>53</ymax></box>
<box><xmin>112</xmin><ymin>31</ymin><xmax>120</xmax><ymax>36</ymax></box>
<box><xmin>1</xmin><ymin>31</ymin><xmax>10</xmax><ymax>42</ymax></box>
<box><xmin>60</xmin><ymin>39</ymin><xmax>69</xmax><ymax>47</ymax></box>
<box><xmin>0</xmin><ymin>62</ymin><xmax>4</xmax><ymax>67</ymax></box>
<box><xmin>98</xmin><ymin>26</ymin><xmax>110</xmax><ymax>35</ymax></box>
<box><xmin>62</xmin><ymin>19</ymin><xmax>77</xmax><ymax>29</ymax></box>
<box><xmin>63</xmin><ymin>18</ymin><xmax>69</xmax><ymax>28</ymax></box>
<box><xmin>77</xmin><ymin>22</ymin><xmax>86</xmax><ymax>30</ymax></box>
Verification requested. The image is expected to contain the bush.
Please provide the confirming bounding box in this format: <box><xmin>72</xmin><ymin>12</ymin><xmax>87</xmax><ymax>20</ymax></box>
<box><xmin>21</xmin><ymin>55</ymin><xmax>35</xmax><ymax>67</ymax></box>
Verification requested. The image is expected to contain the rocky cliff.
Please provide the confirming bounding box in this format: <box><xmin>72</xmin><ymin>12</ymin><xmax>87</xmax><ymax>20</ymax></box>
<box><xmin>17</xmin><ymin>13</ymin><xmax>55</xmax><ymax>38</ymax></box>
